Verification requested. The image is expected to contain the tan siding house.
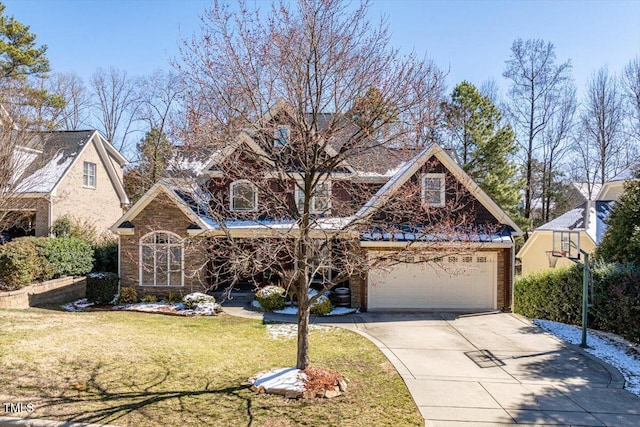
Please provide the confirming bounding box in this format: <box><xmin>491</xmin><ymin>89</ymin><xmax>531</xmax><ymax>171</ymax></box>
<box><xmin>5</xmin><ymin>130</ymin><xmax>129</xmax><ymax>238</ymax></box>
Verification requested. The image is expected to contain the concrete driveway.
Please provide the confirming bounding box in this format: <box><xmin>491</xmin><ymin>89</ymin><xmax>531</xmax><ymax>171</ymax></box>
<box><xmin>315</xmin><ymin>312</ymin><xmax>640</xmax><ymax>427</ymax></box>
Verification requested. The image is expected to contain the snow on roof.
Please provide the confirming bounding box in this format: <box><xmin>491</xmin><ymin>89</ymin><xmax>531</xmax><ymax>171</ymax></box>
<box><xmin>18</xmin><ymin>151</ymin><xmax>74</xmax><ymax>193</ymax></box>
<box><xmin>596</xmin><ymin>200</ymin><xmax>615</xmax><ymax>242</ymax></box>
<box><xmin>361</xmin><ymin>229</ymin><xmax>513</xmax><ymax>243</ymax></box>
<box><xmin>571</xmin><ymin>182</ymin><xmax>602</xmax><ymax>201</ymax></box>
<box><xmin>537</xmin><ymin>203</ymin><xmax>586</xmax><ymax>232</ymax></box>
<box><xmin>194</xmin><ymin>216</ymin><xmax>355</xmax><ymax>232</ymax></box>
<box><xmin>537</xmin><ymin>200</ymin><xmax>616</xmax><ymax>243</ymax></box>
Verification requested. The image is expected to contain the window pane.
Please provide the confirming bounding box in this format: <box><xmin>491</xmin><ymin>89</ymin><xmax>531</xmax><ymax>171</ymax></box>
<box><xmin>156</xmin><ymin>249</ymin><xmax>168</xmax><ymax>286</ymax></box>
<box><xmin>424</xmin><ymin>177</ymin><xmax>442</xmax><ymax>204</ymax></box>
<box><xmin>296</xmin><ymin>188</ymin><xmax>305</xmax><ymax>212</ymax></box>
<box><xmin>232</xmin><ymin>183</ymin><xmax>256</xmax><ymax>210</ymax></box>
<box><xmin>169</xmin><ymin>271</ymin><xmax>182</xmax><ymax>287</ymax></box>
<box><xmin>141</xmin><ymin>245</ymin><xmax>155</xmax><ymax>285</ymax></box>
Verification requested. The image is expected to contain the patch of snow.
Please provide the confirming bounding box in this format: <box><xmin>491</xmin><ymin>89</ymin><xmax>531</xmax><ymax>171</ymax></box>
<box><xmin>19</xmin><ymin>152</ymin><xmax>73</xmax><ymax>193</ymax></box>
<box><xmin>266</xmin><ymin>323</ymin><xmax>331</xmax><ymax>340</ymax></box>
<box><xmin>534</xmin><ymin>319</ymin><xmax>640</xmax><ymax>397</ymax></box>
<box><xmin>61</xmin><ymin>298</ymin><xmax>95</xmax><ymax>312</ymax></box>
<box><xmin>538</xmin><ymin>206</ymin><xmax>585</xmax><ymax>231</ymax></box>
<box><xmin>249</xmin><ymin>367</ymin><xmax>307</xmax><ymax>393</ymax></box>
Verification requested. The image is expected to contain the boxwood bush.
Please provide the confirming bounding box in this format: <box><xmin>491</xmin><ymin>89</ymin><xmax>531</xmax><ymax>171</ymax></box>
<box><xmin>255</xmin><ymin>285</ymin><xmax>286</xmax><ymax>311</ymax></box>
<box><xmin>515</xmin><ymin>262</ymin><xmax>640</xmax><ymax>344</ymax></box>
<box><xmin>0</xmin><ymin>239</ymin><xmax>42</xmax><ymax>290</ymax></box>
<box><xmin>42</xmin><ymin>237</ymin><xmax>94</xmax><ymax>278</ymax></box>
<box><xmin>86</xmin><ymin>272</ymin><xmax>119</xmax><ymax>304</ymax></box>
<box><xmin>311</xmin><ymin>295</ymin><xmax>333</xmax><ymax>315</ymax></box>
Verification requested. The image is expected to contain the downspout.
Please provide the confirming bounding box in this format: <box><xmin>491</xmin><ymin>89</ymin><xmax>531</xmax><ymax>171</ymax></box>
<box><xmin>46</xmin><ymin>193</ymin><xmax>54</xmax><ymax>237</ymax></box>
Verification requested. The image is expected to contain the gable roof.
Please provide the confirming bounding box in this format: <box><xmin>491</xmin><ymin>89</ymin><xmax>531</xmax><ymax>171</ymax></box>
<box><xmin>353</xmin><ymin>143</ymin><xmax>523</xmax><ymax>236</ymax></box>
<box><xmin>13</xmin><ymin>130</ymin><xmax>129</xmax><ymax>205</ymax></box>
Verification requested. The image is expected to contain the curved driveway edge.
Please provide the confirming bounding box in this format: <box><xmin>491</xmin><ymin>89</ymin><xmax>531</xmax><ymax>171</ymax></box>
<box><xmin>236</xmin><ymin>307</ymin><xmax>640</xmax><ymax>427</ymax></box>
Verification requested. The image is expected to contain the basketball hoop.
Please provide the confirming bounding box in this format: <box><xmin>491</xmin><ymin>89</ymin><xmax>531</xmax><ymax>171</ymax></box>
<box><xmin>546</xmin><ymin>251</ymin><xmax>561</xmax><ymax>268</ymax></box>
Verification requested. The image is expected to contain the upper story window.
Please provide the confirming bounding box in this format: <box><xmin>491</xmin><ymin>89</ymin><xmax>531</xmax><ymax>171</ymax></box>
<box><xmin>83</xmin><ymin>161</ymin><xmax>96</xmax><ymax>188</ymax></box>
<box><xmin>421</xmin><ymin>173</ymin><xmax>445</xmax><ymax>207</ymax></box>
<box><xmin>296</xmin><ymin>180</ymin><xmax>331</xmax><ymax>214</ymax></box>
<box><xmin>230</xmin><ymin>180</ymin><xmax>258</xmax><ymax>212</ymax></box>
<box><xmin>274</xmin><ymin>125</ymin><xmax>290</xmax><ymax>148</ymax></box>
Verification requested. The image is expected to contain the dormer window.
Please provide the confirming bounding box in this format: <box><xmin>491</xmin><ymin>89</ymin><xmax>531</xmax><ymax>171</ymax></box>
<box><xmin>83</xmin><ymin>161</ymin><xmax>96</xmax><ymax>188</ymax></box>
<box><xmin>274</xmin><ymin>125</ymin><xmax>290</xmax><ymax>148</ymax></box>
<box><xmin>422</xmin><ymin>173</ymin><xmax>445</xmax><ymax>207</ymax></box>
<box><xmin>230</xmin><ymin>180</ymin><xmax>258</xmax><ymax>212</ymax></box>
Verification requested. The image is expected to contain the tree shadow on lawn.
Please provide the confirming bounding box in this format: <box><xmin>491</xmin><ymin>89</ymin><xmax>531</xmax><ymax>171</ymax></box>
<box><xmin>15</xmin><ymin>361</ymin><xmax>329</xmax><ymax>427</ymax></box>
<box><xmin>12</xmin><ymin>361</ymin><xmax>261</xmax><ymax>427</ymax></box>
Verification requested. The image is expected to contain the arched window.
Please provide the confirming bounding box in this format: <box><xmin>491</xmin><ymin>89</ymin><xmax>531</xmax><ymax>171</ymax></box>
<box><xmin>230</xmin><ymin>180</ymin><xmax>258</xmax><ymax>211</ymax></box>
<box><xmin>139</xmin><ymin>231</ymin><xmax>183</xmax><ymax>287</ymax></box>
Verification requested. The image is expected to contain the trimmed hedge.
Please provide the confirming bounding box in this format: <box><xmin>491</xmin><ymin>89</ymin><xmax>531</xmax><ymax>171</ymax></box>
<box><xmin>42</xmin><ymin>237</ymin><xmax>94</xmax><ymax>278</ymax></box>
<box><xmin>93</xmin><ymin>240</ymin><xmax>117</xmax><ymax>273</ymax></box>
<box><xmin>311</xmin><ymin>295</ymin><xmax>333</xmax><ymax>315</ymax></box>
<box><xmin>0</xmin><ymin>237</ymin><xmax>94</xmax><ymax>290</ymax></box>
<box><xmin>515</xmin><ymin>262</ymin><xmax>640</xmax><ymax>344</ymax></box>
<box><xmin>0</xmin><ymin>239</ymin><xmax>42</xmax><ymax>290</ymax></box>
<box><xmin>256</xmin><ymin>285</ymin><xmax>286</xmax><ymax>311</ymax></box>
<box><xmin>86</xmin><ymin>272</ymin><xmax>119</xmax><ymax>304</ymax></box>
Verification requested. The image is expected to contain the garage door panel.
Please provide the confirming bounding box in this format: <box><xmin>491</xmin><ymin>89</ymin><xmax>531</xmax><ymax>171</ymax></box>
<box><xmin>368</xmin><ymin>252</ymin><xmax>497</xmax><ymax>311</ymax></box>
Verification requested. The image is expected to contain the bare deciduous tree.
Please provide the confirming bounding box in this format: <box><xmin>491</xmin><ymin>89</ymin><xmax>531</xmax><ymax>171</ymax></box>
<box><xmin>48</xmin><ymin>72</ymin><xmax>91</xmax><ymax>130</ymax></box>
<box><xmin>90</xmin><ymin>66</ymin><xmax>141</xmax><ymax>151</ymax></box>
<box><xmin>503</xmin><ymin>38</ymin><xmax>573</xmax><ymax>222</ymax></box>
<box><xmin>575</xmin><ymin>67</ymin><xmax>626</xmax><ymax>190</ymax></box>
<box><xmin>622</xmin><ymin>56</ymin><xmax>640</xmax><ymax>144</ymax></box>
<box><xmin>174</xmin><ymin>0</ymin><xmax>497</xmax><ymax>371</ymax></box>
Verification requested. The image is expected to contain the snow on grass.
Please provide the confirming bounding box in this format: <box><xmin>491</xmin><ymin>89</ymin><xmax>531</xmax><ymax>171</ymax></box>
<box><xmin>61</xmin><ymin>298</ymin><xmax>95</xmax><ymax>312</ymax></box>
<box><xmin>534</xmin><ymin>319</ymin><xmax>640</xmax><ymax>397</ymax></box>
<box><xmin>266</xmin><ymin>323</ymin><xmax>331</xmax><ymax>340</ymax></box>
<box><xmin>252</xmin><ymin>297</ymin><xmax>358</xmax><ymax>316</ymax></box>
<box><xmin>249</xmin><ymin>367</ymin><xmax>307</xmax><ymax>394</ymax></box>
<box><xmin>61</xmin><ymin>293</ymin><xmax>222</xmax><ymax>316</ymax></box>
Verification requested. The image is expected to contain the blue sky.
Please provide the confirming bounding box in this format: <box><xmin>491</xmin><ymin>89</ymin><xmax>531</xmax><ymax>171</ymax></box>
<box><xmin>3</xmin><ymin>0</ymin><xmax>639</xmax><ymax>99</ymax></box>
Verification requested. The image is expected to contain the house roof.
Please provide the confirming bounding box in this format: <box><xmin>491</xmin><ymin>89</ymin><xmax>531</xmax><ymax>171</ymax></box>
<box><xmin>353</xmin><ymin>143</ymin><xmax>523</xmax><ymax>236</ymax></box>
<box><xmin>13</xmin><ymin>130</ymin><xmax>129</xmax><ymax>204</ymax></box>
<box><xmin>15</xmin><ymin>130</ymin><xmax>96</xmax><ymax>193</ymax></box>
<box><xmin>571</xmin><ymin>182</ymin><xmax>602</xmax><ymax>202</ymax></box>
<box><xmin>537</xmin><ymin>202</ymin><xmax>589</xmax><ymax>232</ymax></box>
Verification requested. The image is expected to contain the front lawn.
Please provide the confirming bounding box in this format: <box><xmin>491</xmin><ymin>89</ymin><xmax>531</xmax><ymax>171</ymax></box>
<box><xmin>0</xmin><ymin>309</ymin><xmax>421</xmax><ymax>426</ymax></box>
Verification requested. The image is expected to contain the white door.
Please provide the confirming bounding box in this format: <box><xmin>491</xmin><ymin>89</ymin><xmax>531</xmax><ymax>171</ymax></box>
<box><xmin>367</xmin><ymin>252</ymin><xmax>497</xmax><ymax>311</ymax></box>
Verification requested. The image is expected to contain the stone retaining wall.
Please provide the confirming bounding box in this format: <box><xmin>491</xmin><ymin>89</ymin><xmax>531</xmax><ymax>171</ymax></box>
<box><xmin>0</xmin><ymin>277</ymin><xmax>86</xmax><ymax>309</ymax></box>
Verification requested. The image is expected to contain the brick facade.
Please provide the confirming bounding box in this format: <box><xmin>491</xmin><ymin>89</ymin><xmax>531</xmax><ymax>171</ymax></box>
<box><xmin>119</xmin><ymin>193</ymin><xmax>207</xmax><ymax>298</ymax></box>
<box><xmin>54</xmin><ymin>138</ymin><xmax>124</xmax><ymax>237</ymax></box>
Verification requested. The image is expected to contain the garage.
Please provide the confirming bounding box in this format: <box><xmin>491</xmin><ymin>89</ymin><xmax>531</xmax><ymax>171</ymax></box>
<box><xmin>367</xmin><ymin>251</ymin><xmax>497</xmax><ymax>311</ymax></box>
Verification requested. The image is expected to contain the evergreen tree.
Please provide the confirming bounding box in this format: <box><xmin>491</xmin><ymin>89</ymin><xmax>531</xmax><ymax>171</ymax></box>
<box><xmin>596</xmin><ymin>174</ymin><xmax>640</xmax><ymax>265</ymax></box>
<box><xmin>0</xmin><ymin>3</ymin><xmax>49</xmax><ymax>78</ymax></box>
<box><xmin>444</xmin><ymin>81</ymin><xmax>523</xmax><ymax>222</ymax></box>
<box><xmin>125</xmin><ymin>127</ymin><xmax>172</xmax><ymax>204</ymax></box>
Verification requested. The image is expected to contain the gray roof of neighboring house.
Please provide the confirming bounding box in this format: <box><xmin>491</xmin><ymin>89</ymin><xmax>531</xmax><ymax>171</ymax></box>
<box><xmin>537</xmin><ymin>202</ymin><xmax>588</xmax><ymax>231</ymax></box>
<box><xmin>610</xmin><ymin>165</ymin><xmax>638</xmax><ymax>182</ymax></box>
<box><xmin>14</xmin><ymin>130</ymin><xmax>96</xmax><ymax>193</ymax></box>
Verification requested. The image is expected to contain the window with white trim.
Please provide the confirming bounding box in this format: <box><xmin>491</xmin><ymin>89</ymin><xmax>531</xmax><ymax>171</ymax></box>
<box><xmin>295</xmin><ymin>180</ymin><xmax>331</xmax><ymax>214</ymax></box>
<box><xmin>230</xmin><ymin>180</ymin><xmax>258</xmax><ymax>211</ymax></box>
<box><xmin>422</xmin><ymin>173</ymin><xmax>445</xmax><ymax>207</ymax></box>
<box><xmin>274</xmin><ymin>125</ymin><xmax>290</xmax><ymax>148</ymax></box>
<box><xmin>83</xmin><ymin>161</ymin><xmax>96</xmax><ymax>188</ymax></box>
<box><xmin>140</xmin><ymin>231</ymin><xmax>183</xmax><ymax>287</ymax></box>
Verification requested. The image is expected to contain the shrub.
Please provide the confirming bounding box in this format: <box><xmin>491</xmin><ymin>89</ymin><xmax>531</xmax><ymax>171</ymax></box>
<box><xmin>311</xmin><ymin>295</ymin><xmax>333</xmax><ymax>315</ymax></box>
<box><xmin>140</xmin><ymin>294</ymin><xmax>157</xmax><ymax>303</ymax></box>
<box><xmin>86</xmin><ymin>272</ymin><xmax>119</xmax><ymax>304</ymax></box>
<box><xmin>93</xmin><ymin>240</ymin><xmax>117</xmax><ymax>273</ymax></box>
<box><xmin>515</xmin><ymin>262</ymin><xmax>640</xmax><ymax>344</ymax></box>
<box><xmin>118</xmin><ymin>286</ymin><xmax>138</xmax><ymax>304</ymax></box>
<box><xmin>183</xmin><ymin>292</ymin><xmax>216</xmax><ymax>309</ymax></box>
<box><xmin>51</xmin><ymin>215</ymin><xmax>97</xmax><ymax>242</ymax></box>
<box><xmin>51</xmin><ymin>215</ymin><xmax>73</xmax><ymax>238</ymax></box>
<box><xmin>0</xmin><ymin>239</ymin><xmax>41</xmax><ymax>289</ymax></box>
<box><xmin>164</xmin><ymin>291</ymin><xmax>182</xmax><ymax>303</ymax></box>
<box><xmin>255</xmin><ymin>285</ymin><xmax>286</xmax><ymax>311</ymax></box>
<box><xmin>43</xmin><ymin>237</ymin><xmax>94</xmax><ymax>277</ymax></box>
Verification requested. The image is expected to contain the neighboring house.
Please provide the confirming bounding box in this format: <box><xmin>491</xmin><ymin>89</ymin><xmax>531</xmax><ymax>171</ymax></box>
<box><xmin>111</xmin><ymin>105</ymin><xmax>522</xmax><ymax>312</ymax></box>
<box><xmin>517</xmin><ymin>170</ymin><xmax>637</xmax><ymax>275</ymax></box>
<box><xmin>5</xmin><ymin>130</ymin><xmax>129</xmax><ymax>238</ymax></box>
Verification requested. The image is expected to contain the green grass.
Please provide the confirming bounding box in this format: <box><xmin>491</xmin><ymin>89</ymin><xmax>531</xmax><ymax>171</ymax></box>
<box><xmin>0</xmin><ymin>309</ymin><xmax>421</xmax><ymax>426</ymax></box>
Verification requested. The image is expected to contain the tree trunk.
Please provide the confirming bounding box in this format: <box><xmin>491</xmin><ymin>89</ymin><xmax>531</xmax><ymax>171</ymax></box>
<box><xmin>296</xmin><ymin>281</ymin><xmax>310</xmax><ymax>370</ymax></box>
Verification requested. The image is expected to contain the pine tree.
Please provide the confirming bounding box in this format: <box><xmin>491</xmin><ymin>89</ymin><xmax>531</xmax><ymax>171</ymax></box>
<box><xmin>0</xmin><ymin>3</ymin><xmax>49</xmax><ymax>78</ymax></box>
<box><xmin>125</xmin><ymin>128</ymin><xmax>172</xmax><ymax>204</ymax></box>
<box><xmin>444</xmin><ymin>81</ymin><xmax>523</xmax><ymax>222</ymax></box>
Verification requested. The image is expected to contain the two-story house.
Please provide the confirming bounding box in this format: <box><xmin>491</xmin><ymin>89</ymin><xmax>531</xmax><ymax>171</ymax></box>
<box><xmin>4</xmin><ymin>130</ymin><xmax>129</xmax><ymax>239</ymax></box>
<box><xmin>111</xmin><ymin>103</ymin><xmax>522</xmax><ymax>312</ymax></box>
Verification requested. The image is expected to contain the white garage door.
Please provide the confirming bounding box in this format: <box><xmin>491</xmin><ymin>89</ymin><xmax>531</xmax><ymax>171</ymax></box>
<box><xmin>367</xmin><ymin>252</ymin><xmax>497</xmax><ymax>311</ymax></box>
